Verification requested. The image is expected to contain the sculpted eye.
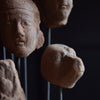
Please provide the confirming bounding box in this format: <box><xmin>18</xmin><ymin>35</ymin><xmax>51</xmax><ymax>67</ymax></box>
<box><xmin>21</xmin><ymin>21</ymin><xmax>28</xmax><ymax>28</ymax></box>
<box><xmin>23</xmin><ymin>21</ymin><xmax>28</xmax><ymax>26</ymax></box>
<box><xmin>22</xmin><ymin>21</ymin><xmax>32</xmax><ymax>27</ymax></box>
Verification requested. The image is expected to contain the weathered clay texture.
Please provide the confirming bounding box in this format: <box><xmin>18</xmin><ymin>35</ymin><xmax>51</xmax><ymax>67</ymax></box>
<box><xmin>0</xmin><ymin>0</ymin><xmax>44</xmax><ymax>57</ymax></box>
<box><xmin>0</xmin><ymin>59</ymin><xmax>26</xmax><ymax>100</ymax></box>
<box><xmin>34</xmin><ymin>0</ymin><xmax>73</xmax><ymax>28</ymax></box>
<box><xmin>41</xmin><ymin>44</ymin><xmax>85</xmax><ymax>88</ymax></box>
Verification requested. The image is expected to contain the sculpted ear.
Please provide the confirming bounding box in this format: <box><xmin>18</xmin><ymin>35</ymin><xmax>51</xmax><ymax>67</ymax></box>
<box><xmin>36</xmin><ymin>30</ymin><xmax>44</xmax><ymax>49</ymax></box>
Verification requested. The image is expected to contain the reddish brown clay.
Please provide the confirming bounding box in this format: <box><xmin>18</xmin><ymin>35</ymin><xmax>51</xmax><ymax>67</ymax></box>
<box><xmin>41</xmin><ymin>44</ymin><xmax>85</xmax><ymax>88</ymax></box>
<box><xmin>0</xmin><ymin>0</ymin><xmax>44</xmax><ymax>57</ymax></box>
<box><xmin>34</xmin><ymin>0</ymin><xmax>73</xmax><ymax>28</ymax></box>
<box><xmin>0</xmin><ymin>59</ymin><xmax>26</xmax><ymax>100</ymax></box>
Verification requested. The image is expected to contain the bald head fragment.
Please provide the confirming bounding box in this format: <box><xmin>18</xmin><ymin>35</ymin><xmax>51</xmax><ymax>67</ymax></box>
<box><xmin>0</xmin><ymin>0</ymin><xmax>44</xmax><ymax>57</ymax></box>
<box><xmin>0</xmin><ymin>59</ymin><xmax>26</xmax><ymax>100</ymax></box>
<box><xmin>41</xmin><ymin>44</ymin><xmax>85</xmax><ymax>88</ymax></box>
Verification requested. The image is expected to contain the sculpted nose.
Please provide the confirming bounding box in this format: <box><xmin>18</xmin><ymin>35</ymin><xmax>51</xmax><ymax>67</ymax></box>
<box><xmin>16</xmin><ymin>22</ymin><xmax>24</xmax><ymax>37</ymax></box>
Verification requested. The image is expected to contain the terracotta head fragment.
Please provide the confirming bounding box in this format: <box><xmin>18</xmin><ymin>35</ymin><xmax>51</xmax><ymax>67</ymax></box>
<box><xmin>41</xmin><ymin>44</ymin><xmax>85</xmax><ymax>88</ymax></box>
<box><xmin>0</xmin><ymin>0</ymin><xmax>44</xmax><ymax>57</ymax></box>
<box><xmin>35</xmin><ymin>0</ymin><xmax>73</xmax><ymax>28</ymax></box>
<box><xmin>0</xmin><ymin>59</ymin><xmax>26</xmax><ymax>100</ymax></box>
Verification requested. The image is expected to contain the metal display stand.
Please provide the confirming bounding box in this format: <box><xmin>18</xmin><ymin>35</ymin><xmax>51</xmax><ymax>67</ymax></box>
<box><xmin>2</xmin><ymin>28</ymin><xmax>63</xmax><ymax>100</ymax></box>
<box><xmin>24</xmin><ymin>57</ymin><xmax>28</xmax><ymax>100</ymax></box>
<box><xmin>59</xmin><ymin>88</ymin><xmax>63</xmax><ymax>100</ymax></box>
<box><xmin>47</xmin><ymin>28</ymin><xmax>63</xmax><ymax>100</ymax></box>
<box><xmin>3</xmin><ymin>46</ymin><xmax>6</xmax><ymax>60</ymax></box>
<box><xmin>47</xmin><ymin>28</ymin><xmax>51</xmax><ymax>100</ymax></box>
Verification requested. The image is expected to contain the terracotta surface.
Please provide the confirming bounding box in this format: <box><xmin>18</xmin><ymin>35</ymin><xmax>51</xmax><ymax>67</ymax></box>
<box><xmin>41</xmin><ymin>44</ymin><xmax>85</xmax><ymax>88</ymax></box>
<box><xmin>34</xmin><ymin>0</ymin><xmax>73</xmax><ymax>28</ymax></box>
<box><xmin>0</xmin><ymin>59</ymin><xmax>26</xmax><ymax>100</ymax></box>
<box><xmin>0</xmin><ymin>0</ymin><xmax>44</xmax><ymax>57</ymax></box>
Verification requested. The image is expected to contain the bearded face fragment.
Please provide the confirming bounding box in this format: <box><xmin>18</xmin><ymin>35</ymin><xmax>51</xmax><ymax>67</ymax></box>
<box><xmin>0</xmin><ymin>0</ymin><xmax>44</xmax><ymax>57</ymax></box>
<box><xmin>41</xmin><ymin>44</ymin><xmax>85</xmax><ymax>88</ymax></box>
<box><xmin>36</xmin><ymin>0</ymin><xmax>73</xmax><ymax>28</ymax></box>
<box><xmin>0</xmin><ymin>59</ymin><xmax>26</xmax><ymax>100</ymax></box>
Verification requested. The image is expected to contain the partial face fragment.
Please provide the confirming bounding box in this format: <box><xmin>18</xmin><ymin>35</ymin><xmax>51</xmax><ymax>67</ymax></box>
<box><xmin>41</xmin><ymin>44</ymin><xmax>85</xmax><ymax>88</ymax></box>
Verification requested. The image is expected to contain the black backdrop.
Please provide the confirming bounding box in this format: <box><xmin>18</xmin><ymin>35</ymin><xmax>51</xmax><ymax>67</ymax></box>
<box><xmin>0</xmin><ymin>0</ymin><xmax>100</xmax><ymax>100</ymax></box>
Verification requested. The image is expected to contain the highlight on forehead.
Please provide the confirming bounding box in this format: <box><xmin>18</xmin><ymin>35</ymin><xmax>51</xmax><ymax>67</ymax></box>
<box><xmin>0</xmin><ymin>0</ymin><xmax>40</xmax><ymax>24</ymax></box>
<box><xmin>0</xmin><ymin>0</ymin><xmax>39</xmax><ymax>14</ymax></box>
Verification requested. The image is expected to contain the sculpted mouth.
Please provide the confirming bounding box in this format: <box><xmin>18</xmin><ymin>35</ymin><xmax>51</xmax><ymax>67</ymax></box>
<box><xmin>15</xmin><ymin>38</ymin><xmax>25</xmax><ymax>46</ymax></box>
<box><xmin>60</xmin><ymin>5</ymin><xmax>67</xmax><ymax>9</ymax></box>
<box><xmin>58</xmin><ymin>2</ymin><xmax>69</xmax><ymax>9</ymax></box>
<box><xmin>16</xmin><ymin>41</ymin><xmax>24</xmax><ymax>45</ymax></box>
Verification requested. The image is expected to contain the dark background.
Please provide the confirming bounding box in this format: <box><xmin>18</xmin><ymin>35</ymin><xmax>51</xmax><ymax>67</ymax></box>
<box><xmin>0</xmin><ymin>0</ymin><xmax>100</xmax><ymax>100</ymax></box>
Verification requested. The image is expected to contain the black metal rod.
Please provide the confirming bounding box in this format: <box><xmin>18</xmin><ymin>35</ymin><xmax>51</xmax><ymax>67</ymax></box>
<box><xmin>3</xmin><ymin>46</ymin><xmax>6</xmax><ymax>60</ymax></box>
<box><xmin>11</xmin><ymin>53</ymin><xmax>14</xmax><ymax>61</ymax></box>
<box><xmin>17</xmin><ymin>58</ymin><xmax>21</xmax><ymax>76</ymax></box>
<box><xmin>24</xmin><ymin>57</ymin><xmax>28</xmax><ymax>100</ymax></box>
<box><xmin>47</xmin><ymin>28</ymin><xmax>51</xmax><ymax>100</ymax></box>
<box><xmin>47</xmin><ymin>82</ymin><xmax>50</xmax><ymax>100</ymax></box>
<box><xmin>59</xmin><ymin>88</ymin><xmax>63</xmax><ymax>100</ymax></box>
<box><xmin>48</xmin><ymin>28</ymin><xmax>51</xmax><ymax>45</ymax></box>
